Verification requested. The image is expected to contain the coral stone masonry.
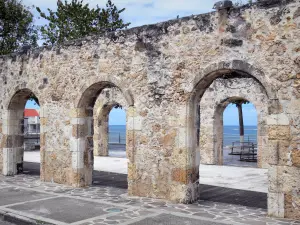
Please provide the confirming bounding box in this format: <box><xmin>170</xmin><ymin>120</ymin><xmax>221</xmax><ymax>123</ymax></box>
<box><xmin>0</xmin><ymin>0</ymin><xmax>300</xmax><ymax>220</ymax></box>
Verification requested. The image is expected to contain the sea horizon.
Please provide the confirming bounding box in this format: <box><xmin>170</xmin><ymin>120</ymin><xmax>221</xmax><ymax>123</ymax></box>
<box><xmin>108</xmin><ymin>125</ymin><xmax>258</xmax><ymax>147</ymax></box>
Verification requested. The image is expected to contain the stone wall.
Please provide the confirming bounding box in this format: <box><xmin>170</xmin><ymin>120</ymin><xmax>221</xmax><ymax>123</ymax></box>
<box><xmin>200</xmin><ymin>78</ymin><xmax>269</xmax><ymax>168</ymax></box>
<box><xmin>0</xmin><ymin>0</ymin><xmax>300</xmax><ymax>219</ymax></box>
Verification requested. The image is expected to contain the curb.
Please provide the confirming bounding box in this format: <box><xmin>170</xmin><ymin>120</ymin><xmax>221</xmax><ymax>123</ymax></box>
<box><xmin>0</xmin><ymin>210</ymin><xmax>53</xmax><ymax>225</ymax></box>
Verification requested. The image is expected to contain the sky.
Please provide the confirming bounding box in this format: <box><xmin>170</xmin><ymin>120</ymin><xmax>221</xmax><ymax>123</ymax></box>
<box><xmin>24</xmin><ymin>0</ymin><xmax>256</xmax><ymax>126</ymax></box>
<box><xmin>23</xmin><ymin>0</ymin><xmax>251</xmax><ymax>28</ymax></box>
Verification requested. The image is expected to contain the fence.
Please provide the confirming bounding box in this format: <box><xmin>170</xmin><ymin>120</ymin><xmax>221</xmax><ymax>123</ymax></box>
<box><xmin>223</xmin><ymin>134</ymin><xmax>257</xmax><ymax>147</ymax></box>
<box><xmin>108</xmin><ymin>132</ymin><xmax>126</xmax><ymax>145</ymax></box>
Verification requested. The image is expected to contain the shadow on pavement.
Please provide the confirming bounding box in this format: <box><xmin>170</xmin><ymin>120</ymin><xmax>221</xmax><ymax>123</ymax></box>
<box><xmin>23</xmin><ymin>161</ymin><xmax>266</xmax><ymax>209</ymax></box>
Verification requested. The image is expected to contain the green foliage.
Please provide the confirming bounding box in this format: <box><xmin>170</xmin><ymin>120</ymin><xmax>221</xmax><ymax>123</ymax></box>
<box><xmin>36</xmin><ymin>0</ymin><xmax>130</xmax><ymax>46</ymax></box>
<box><xmin>232</xmin><ymin>99</ymin><xmax>249</xmax><ymax>107</ymax></box>
<box><xmin>29</xmin><ymin>93</ymin><xmax>39</xmax><ymax>106</ymax></box>
<box><xmin>0</xmin><ymin>0</ymin><xmax>37</xmax><ymax>55</ymax></box>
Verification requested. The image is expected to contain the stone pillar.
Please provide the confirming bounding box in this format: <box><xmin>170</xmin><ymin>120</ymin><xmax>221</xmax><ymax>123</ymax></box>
<box><xmin>70</xmin><ymin>108</ymin><xmax>93</xmax><ymax>187</ymax></box>
<box><xmin>94</xmin><ymin>112</ymin><xmax>109</xmax><ymax>156</ymax></box>
<box><xmin>39</xmin><ymin>107</ymin><xmax>46</xmax><ymax>181</ymax></box>
<box><xmin>2</xmin><ymin>110</ymin><xmax>24</xmax><ymax>176</ymax></box>
<box><xmin>126</xmin><ymin>106</ymin><xmax>138</xmax><ymax>196</ymax></box>
<box><xmin>199</xmin><ymin>103</ymin><xmax>216</xmax><ymax>165</ymax></box>
<box><xmin>266</xmin><ymin>113</ymin><xmax>291</xmax><ymax>218</ymax></box>
<box><xmin>169</xmin><ymin>105</ymin><xmax>200</xmax><ymax>203</ymax></box>
<box><xmin>199</xmin><ymin>104</ymin><xmax>223</xmax><ymax>165</ymax></box>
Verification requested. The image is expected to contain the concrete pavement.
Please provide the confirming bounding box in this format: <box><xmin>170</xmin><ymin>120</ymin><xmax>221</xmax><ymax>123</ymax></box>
<box><xmin>24</xmin><ymin>151</ymin><xmax>268</xmax><ymax>193</ymax></box>
<box><xmin>1</xmin><ymin>173</ymin><xmax>299</xmax><ymax>225</ymax></box>
<box><xmin>0</xmin><ymin>151</ymin><xmax>281</xmax><ymax>225</ymax></box>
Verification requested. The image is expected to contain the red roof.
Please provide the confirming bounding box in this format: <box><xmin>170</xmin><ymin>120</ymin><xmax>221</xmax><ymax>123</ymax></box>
<box><xmin>24</xmin><ymin>109</ymin><xmax>39</xmax><ymax>117</ymax></box>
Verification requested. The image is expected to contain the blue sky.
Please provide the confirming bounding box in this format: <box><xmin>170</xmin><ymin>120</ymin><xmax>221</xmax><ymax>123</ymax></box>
<box><xmin>23</xmin><ymin>0</ymin><xmax>251</xmax><ymax>28</ymax></box>
<box><xmin>24</xmin><ymin>0</ymin><xmax>256</xmax><ymax>126</ymax></box>
<box><xmin>223</xmin><ymin>103</ymin><xmax>257</xmax><ymax>126</ymax></box>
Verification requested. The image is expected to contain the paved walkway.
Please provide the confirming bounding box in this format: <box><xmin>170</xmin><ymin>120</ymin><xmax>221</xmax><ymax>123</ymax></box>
<box><xmin>0</xmin><ymin>174</ymin><xmax>299</xmax><ymax>225</ymax></box>
<box><xmin>0</xmin><ymin>151</ymin><xmax>289</xmax><ymax>224</ymax></box>
<box><xmin>24</xmin><ymin>151</ymin><xmax>268</xmax><ymax>193</ymax></box>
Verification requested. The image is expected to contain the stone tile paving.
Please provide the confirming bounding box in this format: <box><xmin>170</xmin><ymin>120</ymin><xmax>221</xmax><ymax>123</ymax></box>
<box><xmin>0</xmin><ymin>174</ymin><xmax>300</xmax><ymax>225</ymax></box>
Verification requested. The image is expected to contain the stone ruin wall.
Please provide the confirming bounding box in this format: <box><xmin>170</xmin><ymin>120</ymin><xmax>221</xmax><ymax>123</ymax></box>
<box><xmin>200</xmin><ymin>78</ymin><xmax>269</xmax><ymax>168</ymax></box>
<box><xmin>0</xmin><ymin>0</ymin><xmax>299</xmax><ymax>219</ymax></box>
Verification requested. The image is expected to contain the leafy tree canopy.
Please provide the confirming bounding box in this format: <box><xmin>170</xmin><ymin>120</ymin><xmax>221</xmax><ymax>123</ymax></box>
<box><xmin>36</xmin><ymin>0</ymin><xmax>130</xmax><ymax>46</ymax></box>
<box><xmin>0</xmin><ymin>0</ymin><xmax>37</xmax><ymax>55</ymax></box>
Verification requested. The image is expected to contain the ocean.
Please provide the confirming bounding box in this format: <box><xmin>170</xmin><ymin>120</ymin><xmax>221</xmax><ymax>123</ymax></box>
<box><xmin>108</xmin><ymin>125</ymin><xmax>257</xmax><ymax>147</ymax></box>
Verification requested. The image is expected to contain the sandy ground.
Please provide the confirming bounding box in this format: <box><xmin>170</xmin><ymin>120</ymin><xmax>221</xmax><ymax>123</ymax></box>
<box><xmin>24</xmin><ymin>151</ymin><xmax>268</xmax><ymax>193</ymax></box>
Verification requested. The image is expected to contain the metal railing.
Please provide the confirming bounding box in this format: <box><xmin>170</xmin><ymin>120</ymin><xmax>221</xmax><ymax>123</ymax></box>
<box><xmin>223</xmin><ymin>134</ymin><xmax>257</xmax><ymax>146</ymax></box>
<box><xmin>108</xmin><ymin>132</ymin><xmax>126</xmax><ymax>145</ymax></box>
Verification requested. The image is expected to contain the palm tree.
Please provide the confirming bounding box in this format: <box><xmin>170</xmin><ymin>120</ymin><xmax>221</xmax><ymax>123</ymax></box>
<box><xmin>232</xmin><ymin>99</ymin><xmax>249</xmax><ymax>142</ymax></box>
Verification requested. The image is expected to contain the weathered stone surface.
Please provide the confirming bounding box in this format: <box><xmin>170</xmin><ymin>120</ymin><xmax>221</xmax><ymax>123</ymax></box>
<box><xmin>291</xmin><ymin>149</ymin><xmax>300</xmax><ymax>167</ymax></box>
<box><xmin>268</xmin><ymin>126</ymin><xmax>290</xmax><ymax>140</ymax></box>
<box><xmin>0</xmin><ymin>0</ymin><xmax>300</xmax><ymax>219</ymax></box>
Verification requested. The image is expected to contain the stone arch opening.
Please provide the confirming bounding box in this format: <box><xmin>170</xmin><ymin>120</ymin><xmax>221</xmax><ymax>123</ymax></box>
<box><xmin>2</xmin><ymin>88</ymin><xmax>41</xmax><ymax>176</ymax></box>
<box><xmin>95</xmin><ymin>101</ymin><xmax>122</xmax><ymax>157</ymax></box>
<box><xmin>184</xmin><ymin>61</ymin><xmax>276</xmax><ymax>204</ymax></box>
<box><xmin>215</xmin><ymin>97</ymin><xmax>259</xmax><ymax>167</ymax></box>
<box><xmin>199</xmin><ymin>76</ymin><xmax>269</xmax><ymax>168</ymax></box>
<box><xmin>71</xmin><ymin>82</ymin><xmax>134</xmax><ymax>187</ymax></box>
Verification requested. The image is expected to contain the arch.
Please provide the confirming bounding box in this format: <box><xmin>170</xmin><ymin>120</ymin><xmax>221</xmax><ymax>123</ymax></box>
<box><xmin>71</xmin><ymin>80</ymin><xmax>134</xmax><ymax>187</ymax></box>
<box><xmin>75</xmin><ymin>80</ymin><xmax>134</xmax><ymax>109</ymax></box>
<box><xmin>190</xmin><ymin>60</ymin><xmax>276</xmax><ymax>103</ymax></box>
<box><xmin>7</xmin><ymin>88</ymin><xmax>40</xmax><ymax>110</ymax></box>
<box><xmin>2</xmin><ymin>88</ymin><xmax>41</xmax><ymax>176</ymax></box>
<box><xmin>184</xmin><ymin>61</ymin><xmax>273</xmax><ymax>195</ymax></box>
<box><xmin>214</xmin><ymin>97</ymin><xmax>266</xmax><ymax>167</ymax></box>
<box><xmin>198</xmin><ymin>76</ymin><xmax>269</xmax><ymax>168</ymax></box>
<box><xmin>94</xmin><ymin>101</ymin><xmax>124</xmax><ymax>157</ymax></box>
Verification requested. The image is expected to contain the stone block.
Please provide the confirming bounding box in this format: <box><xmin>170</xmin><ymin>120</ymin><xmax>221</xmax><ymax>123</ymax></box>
<box><xmin>171</xmin><ymin>148</ymin><xmax>188</xmax><ymax>167</ymax></box>
<box><xmin>69</xmin><ymin>108</ymin><xmax>89</xmax><ymax>118</ymax></box>
<box><xmin>127</xmin><ymin>116</ymin><xmax>142</xmax><ymax>131</ymax></box>
<box><xmin>268</xmin><ymin>192</ymin><xmax>285</xmax><ymax>218</ymax></box>
<box><xmin>72</xmin><ymin>151</ymin><xmax>84</xmax><ymax>169</ymax></box>
<box><xmin>267</xmin><ymin>114</ymin><xmax>290</xmax><ymax>125</ymax></box>
<box><xmin>71</xmin><ymin>118</ymin><xmax>86</xmax><ymax>125</ymax></box>
<box><xmin>291</xmin><ymin>149</ymin><xmax>300</xmax><ymax>167</ymax></box>
<box><xmin>161</xmin><ymin>130</ymin><xmax>177</xmax><ymax>148</ymax></box>
<box><xmin>268</xmin><ymin>125</ymin><xmax>290</xmax><ymax>140</ymax></box>
<box><xmin>2</xmin><ymin>148</ymin><xmax>17</xmax><ymax>175</ymax></box>
<box><xmin>127</xmin><ymin>107</ymin><xmax>138</xmax><ymax>117</ymax></box>
<box><xmin>40</xmin><ymin>117</ymin><xmax>48</xmax><ymax>126</ymax></box>
<box><xmin>177</xmin><ymin>128</ymin><xmax>186</xmax><ymax>148</ymax></box>
<box><xmin>127</xmin><ymin>163</ymin><xmax>136</xmax><ymax>180</ymax></box>
<box><xmin>69</xmin><ymin>137</ymin><xmax>85</xmax><ymax>152</ymax></box>
<box><xmin>278</xmin><ymin>140</ymin><xmax>291</xmax><ymax>166</ymax></box>
<box><xmin>72</xmin><ymin>124</ymin><xmax>88</xmax><ymax>138</ymax></box>
<box><xmin>40</xmin><ymin>133</ymin><xmax>46</xmax><ymax>147</ymax></box>
<box><xmin>284</xmin><ymin>191</ymin><xmax>300</xmax><ymax>219</ymax></box>
<box><xmin>171</xmin><ymin>167</ymin><xmax>197</xmax><ymax>184</ymax></box>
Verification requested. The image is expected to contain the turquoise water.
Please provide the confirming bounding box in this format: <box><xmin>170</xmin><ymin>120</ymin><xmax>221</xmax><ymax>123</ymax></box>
<box><xmin>109</xmin><ymin>125</ymin><xmax>257</xmax><ymax>146</ymax></box>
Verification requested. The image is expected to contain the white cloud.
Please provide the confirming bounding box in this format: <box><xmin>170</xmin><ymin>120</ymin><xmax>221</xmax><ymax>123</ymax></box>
<box><xmin>23</xmin><ymin>0</ymin><xmax>231</xmax><ymax>28</ymax></box>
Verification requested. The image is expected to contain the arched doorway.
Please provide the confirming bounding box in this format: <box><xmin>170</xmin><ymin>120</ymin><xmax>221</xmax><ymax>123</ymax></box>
<box><xmin>2</xmin><ymin>89</ymin><xmax>41</xmax><ymax>176</ymax></box>
<box><xmin>186</xmin><ymin>60</ymin><xmax>279</xmax><ymax>212</ymax></box>
<box><xmin>23</xmin><ymin>98</ymin><xmax>41</xmax><ymax>175</ymax></box>
<box><xmin>71</xmin><ymin>81</ymin><xmax>134</xmax><ymax>187</ymax></box>
<box><xmin>222</xmin><ymin>100</ymin><xmax>258</xmax><ymax>167</ymax></box>
<box><xmin>199</xmin><ymin>76</ymin><xmax>269</xmax><ymax>168</ymax></box>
